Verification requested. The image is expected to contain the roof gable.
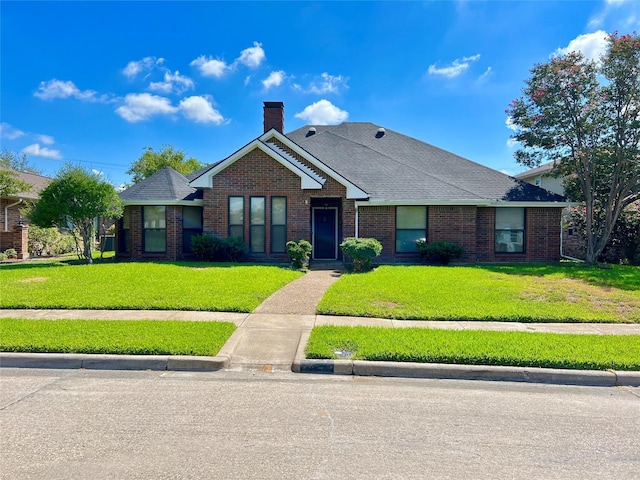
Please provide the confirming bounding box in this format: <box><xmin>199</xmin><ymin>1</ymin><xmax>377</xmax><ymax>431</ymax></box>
<box><xmin>0</xmin><ymin>168</ymin><xmax>51</xmax><ymax>200</ymax></box>
<box><xmin>189</xmin><ymin>137</ymin><xmax>325</xmax><ymax>190</ymax></box>
<box><xmin>260</xmin><ymin>129</ymin><xmax>368</xmax><ymax>199</ymax></box>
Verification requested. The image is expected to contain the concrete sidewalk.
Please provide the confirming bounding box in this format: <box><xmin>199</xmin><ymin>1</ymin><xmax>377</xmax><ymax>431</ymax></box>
<box><xmin>2</xmin><ymin>265</ymin><xmax>640</xmax><ymax>385</ymax></box>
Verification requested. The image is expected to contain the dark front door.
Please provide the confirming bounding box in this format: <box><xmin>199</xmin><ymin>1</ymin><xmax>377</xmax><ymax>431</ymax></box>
<box><xmin>313</xmin><ymin>208</ymin><xmax>337</xmax><ymax>259</ymax></box>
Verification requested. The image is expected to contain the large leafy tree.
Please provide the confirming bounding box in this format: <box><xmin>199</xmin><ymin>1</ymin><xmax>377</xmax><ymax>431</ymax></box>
<box><xmin>0</xmin><ymin>148</ymin><xmax>41</xmax><ymax>174</ymax></box>
<box><xmin>30</xmin><ymin>165</ymin><xmax>123</xmax><ymax>264</ymax></box>
<box><xmin>127</xmin><ymin>144</ymin><xmax>204</xmax><ymax>183</ymax></box>
<box><xmin>507</xmin><ymin>32</ymin><xmax>640</xmax><ymax>263</ymax></box>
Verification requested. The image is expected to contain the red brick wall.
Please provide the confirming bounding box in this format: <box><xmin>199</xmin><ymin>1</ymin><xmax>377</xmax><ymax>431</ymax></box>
<box><xmin>202</xmin><ymin>145</ymin><xmax>351</xmax><ymax>261</ymax></box>
<box><xmin>476</xmin><ymin>207</ymin><xmax>562</xmax><ymax>263</ymax></box>
<box><xmin>360</xmin><ymin>205</ymin><xmax>562</xmax><ymax>264</ymax></box>
<box><xmin>120</xmin><ymin>205</ymin><xmax>184</xmax><ymax>261</ymax></box>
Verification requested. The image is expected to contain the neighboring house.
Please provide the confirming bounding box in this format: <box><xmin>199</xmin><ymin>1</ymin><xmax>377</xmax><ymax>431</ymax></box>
<box><xmin>514</xmin><ymin>162</ymin><xmax>564</xmax><ymax>196</ymax></box>
<box><xmin>0</xmin><ymin>168</ymin><xmax>51</xmax><ymax>259</ymax></box>
<box><xmin>117</xmin><ymin>102</ymin><xmax>568</xmax><ymax>264</ymax></box>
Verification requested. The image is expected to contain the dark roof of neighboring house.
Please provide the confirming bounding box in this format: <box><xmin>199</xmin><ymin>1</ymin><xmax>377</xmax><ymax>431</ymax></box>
<box><xmin>0</xmin><ymin>168</ymin><xmax>51</xmax><ymax>200</ymax></box>
<box><xmin>286</xmin><ymin>123</ymin><xmax>565</xmax><ymax>203</ymax></box>
<box><xmin>119</xmin><ymin>167</ymin><xmax>201</xmax><ymax>203</ymax></box>
<box><xmin>514</xmin><ymin>161</ymin><xmax>555</xmax><ymax>179</ymax></box>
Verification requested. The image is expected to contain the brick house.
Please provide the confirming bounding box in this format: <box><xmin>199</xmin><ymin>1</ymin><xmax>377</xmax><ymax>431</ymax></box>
<box><xmin>117</xmin><ymin>102</ymin><xmax>568</xmax><ymax>264</ymax></box>
<box><xmin>0</xmin><ymin>168</ymin><xmax>51</xmax><ymax>259</ymax></box>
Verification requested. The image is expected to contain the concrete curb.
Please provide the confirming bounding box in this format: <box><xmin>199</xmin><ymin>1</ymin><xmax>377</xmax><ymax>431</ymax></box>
<box><xmin>0</xmin><ymin>352</ymin><xmax>229</xmax><ymax>371</ymax></box>
<box><xmin>292</xmin><ymin>358</ymin><xmax>640</xmax><ymax>387</ymax></box>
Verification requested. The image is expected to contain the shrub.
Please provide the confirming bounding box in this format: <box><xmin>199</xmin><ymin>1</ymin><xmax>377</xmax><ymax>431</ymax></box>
<box><xmin>222</xmin><ymin>236</ymin><xmax>248</xmax><ymax>262</ymax></box>
<box><xmin>340</xmin><ymin>237</ymin><xmax>382</xmax><ymax>272</ymax></box>
<box><xmin>191</xmin><ymin>234</ymin><xmax>248</xmax><ymax>262</ymax></box>
<box><xmin>0</xmin><ymin>252</ymin><xmax>7</xmax><ymax>262</ymax></box>
<box><xmin>191</xmin><ymin>234</ymin><xmax>222</xmax><ymax>261</ymax></box>
<box><xmin>4</xmin><ymin>248</ymin><xmax>17</xmax><ymax>259</ymax></box>
<box><xmin>28</xmin><ymin>226</ymin><xmax>76</xmax><ymax>256</ymax></box>
<box><xmin>286</xmin><ymin>239</ymin><xmax>312</xmax><ymax>269</ymax></box>
<box><xmin>416</xmin><ymin>239</ymin><xmax>464</xmax><ymax>265</ymax></box>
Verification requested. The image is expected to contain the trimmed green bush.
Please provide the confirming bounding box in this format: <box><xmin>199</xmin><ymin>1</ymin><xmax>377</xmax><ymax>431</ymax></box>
<box><xmin>191</xmin><ymin>234</ymin><xmax>248</xmax><ymax>262</ymax></box>
<box><xmin>340</xmin><ymin>237</ymin><xmax>382</xmax><ymax>272</ymax></box>
<box><xmin>416</xmin><ymin>239</ymin><xmax>464</xmax><ymax>265</ymax></box>
<box><xmin>4</xmin><ymin>248</ymin><xmax>17</xmax><ymax>259</ymax></box>
<box><xmin>286</xmin><ymin>239</ymin><xmax>312</xmax><ymax>269</ymax></box>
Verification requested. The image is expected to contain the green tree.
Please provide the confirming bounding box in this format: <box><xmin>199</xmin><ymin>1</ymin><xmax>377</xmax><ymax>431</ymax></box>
<box><xmin>507</xmin><ymin>32</ymin><xmax>640</xmax><ymax>263</ymax></box>
<box><xmin>29</xmin><ymin>164</ymin><xmax>123</xmax><ymax>264</ymax></box>
<box><xmin>0</xmin><ymin>169</ymin><xmax>31</xmax><ymax>198</ymax></box>
<box><xmin>127</xmin><ymin>144</ymin><xmax>204</xmax><ymax>183</ymax></box>
<box><xmin>0</xmin><ymin>148</ymin><xmax>41</xmax><ymax>174</ymax></box>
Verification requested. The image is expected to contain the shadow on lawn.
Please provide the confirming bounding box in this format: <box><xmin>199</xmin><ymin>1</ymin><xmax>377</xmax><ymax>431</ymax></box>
<box><xmin>474</xmin><ymin>263</ymin><xmax>640</xmax><ymax>291</ymax></box>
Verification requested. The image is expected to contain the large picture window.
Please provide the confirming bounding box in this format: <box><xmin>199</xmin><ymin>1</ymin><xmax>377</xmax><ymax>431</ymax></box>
<box><xmin>143</xmin><ymin>206</ymin><xmax>166</xmax><ymax>253</ymax></box>
<box><xmin>250</xmin><ymin>197</ymin><xmax>266</xmax><ymax>253</ymax></box>
<box><xmin>396</xmin><ymin>206</ymin><xmax>427</xmax><ymax>253</ymax></box>
<box><xmin>271</xmin><ymin>197</ymin><xmax>287</xmax><ymax>253</ymax></box>
<box><xmin>495</xmin><ymin>208</ymin><xmax>525</xmax><ymax>253</ymax></box>
<box><xmin>228</xmin><ymin>196</ymin><xmax>244</xmax><ymax>239</ymax></box>
<box><xmin>182</xmin><ymin>206</ymin><xmax>203</xmax><ymax>253</ymax></box>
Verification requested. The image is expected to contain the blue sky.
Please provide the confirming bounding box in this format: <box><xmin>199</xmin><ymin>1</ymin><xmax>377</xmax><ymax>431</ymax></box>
<box><xmin>1</xmin><ymin>1</ymin><xmax>638</xmax><ymax>187</ymax></box>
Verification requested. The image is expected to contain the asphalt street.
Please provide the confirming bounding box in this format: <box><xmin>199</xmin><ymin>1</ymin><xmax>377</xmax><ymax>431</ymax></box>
<box><xmin>1</xmin><ymin>368</ymin><xmax>639</xmax><ymax>479</ymax></box>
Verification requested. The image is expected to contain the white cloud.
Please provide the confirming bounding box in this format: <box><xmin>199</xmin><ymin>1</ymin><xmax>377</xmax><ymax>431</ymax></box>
<box><xmin>34</xmin><ymin>79</ymin><xmax>99</xmax><ymax>101</ymax></box>
<box><xmin>190</xmin><ymin>56</ymin><xmax>229</xmax><ymax>78</ymax></box>
<box><xmin>37</xmin><ymin>134</ymin><xmax>55</xmax><ymax>145</ymax></box>
<box><xmin>477</xmin><ymin>67</ymin><xmax>493</xmax><ymax>83</ymax></box>
<box><xmin>123</xmin><ymin>56</ymin><xmax>164</xmax><ymax>78</ymax></box>
<box><xmin>554</xmin><ymin>30</ymin><xmax>608</xmax><ymax>62</ymax></box>
<box><xmin>149</xmin><ymin>70</ymin><xmax>194</xmax><ymax>94</ymax></box>
<box><xmin>0</xmin><ymin>123</ymin><xmax>25</xmax><ymax>140</ymax></box>
<box><xmin>294</xmin><ymin>100</ymin><xmax>348</xmax><ymax>125</ymax></box>
<box><xmin>115</xmin><ymin>93</ymin><xmax>178</xmax><ymax>122</ymax></box>
<box><xmin>262</xmin><ymin>71</ymin><xmax>286</xmax><ymax>91</ymax></box>
<box><xmin>505</xmin><ymin>117</ymin><xmax>519</xmax><ymax>147</ymax></box>
<box><xmin>179</xmin><ymin>96</ymin><xmax>225</xmax><ymax>124</ymax></box>
<box><xmin>92</xmin><ymin>169</ymin><xmax>104</xmax><ymax>177</ymax></box>
<box><xmin>21</xmin><ymin>143</ymin><xmax>62</xmax><ymax>159</ymax></box>
<box><xmin>308</xmin><ymin>72</ymin><xmax>347</xmax><ymax>94</ymax></box>
<box><xmin>236</xmin><ymin>41</ymin><xmax>265</xmax><ymax>68</ymax></box>
<box><xmin>428</xmin><ymin>54</ymin><xmax>481</xmax><ymax>78</ymax></box>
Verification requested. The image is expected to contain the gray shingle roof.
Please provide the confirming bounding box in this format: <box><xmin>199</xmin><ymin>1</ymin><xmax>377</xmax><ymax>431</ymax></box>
<box><xmin>0</xmin><ymin>168</ymin><xmax>52</xmax><ymax>200</ymax></box>
<box><xmin>286</xmin><ymin>122</ymin><xmax>565</xmax><ymax>203</ymax></box>
<box><xmin>119</xmin><ymin>167</ymin><xmax>200</xmax><ymax>203</ymax></box>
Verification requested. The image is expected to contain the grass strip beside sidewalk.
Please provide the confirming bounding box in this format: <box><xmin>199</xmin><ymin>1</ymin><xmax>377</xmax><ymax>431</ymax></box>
<box><xmin>0</xmin><ymin>319</ymin><xmax>236</xmax><ymax>356</ymax></box>
<box><xmin>306</xmin><ymin>325</ymin><xmax>640</xmax><ymax>371</ymax></box>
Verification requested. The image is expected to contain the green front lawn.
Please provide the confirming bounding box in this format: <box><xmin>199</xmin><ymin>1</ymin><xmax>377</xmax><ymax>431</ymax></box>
<box><xmin>0</xmin><ymin>318</ymin><xmax>236</xmax><ymax>356</ymax></box>
<box><xmin>306</xmin><ymin>325</ymin><xmax>640</xmax><ymax>371</ymax></box>
<box><xmin>0</xmin><ymin>261</ymin><xmax>303</xmax><ymax>312</ymax></box>
<box><xmin>317</xmin><ymin>264</ymin><xmax>640</xmax><ymax>323</ymax></box>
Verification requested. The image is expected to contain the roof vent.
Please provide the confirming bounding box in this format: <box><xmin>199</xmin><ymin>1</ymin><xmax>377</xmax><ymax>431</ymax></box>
<box><xmin>376</xmin><ymin>127</ymin><xmax>386</xmax><ymax>138</ymax></box>
<box><xmin>306</xmin><ymin>126</ymin><xmax>317</xmax><ymax>137</ymax></box>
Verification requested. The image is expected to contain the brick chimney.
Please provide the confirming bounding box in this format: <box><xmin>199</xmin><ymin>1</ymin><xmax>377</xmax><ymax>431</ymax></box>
<box><xmin>263</xmin><ymin>101</ymin><xmax>284</xmax><ymax>133</ymax></box>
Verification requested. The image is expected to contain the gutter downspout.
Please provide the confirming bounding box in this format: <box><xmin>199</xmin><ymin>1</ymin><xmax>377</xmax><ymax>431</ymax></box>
<box><xmin>560</xmin><ymin>210</ymin><xmax>583</xmax><ymax>262</ymax></box>
<box><xmin>5</xmin><ymin>198</ymin><xmax>23</xmax><ymax>232</ymax></box>
<box><xmin>354</xmin><ymin>203</ymin><xmax>359</xmax><ymax>238</ymax></box>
